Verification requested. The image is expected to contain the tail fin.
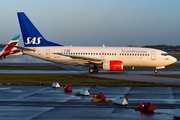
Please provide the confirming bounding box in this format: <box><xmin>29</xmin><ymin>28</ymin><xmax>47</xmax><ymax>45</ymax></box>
<box><xmin>8</xmin><ymin>34</ymin><xmax>20</xmax><ymax>46</ymax></box>
<box><xmin>17</xmin><ymin>12</ymin><xmax>63</xmax><ymax>47</ymax></box>
<box><xmin>8</xmin><ymin>34</ymin><xmax>20</xmax><ymax>50</ymax></box>
<box><xmin>0</xmin><ymin>34</ymin><xmax>20</xmax><ymax>56</ymax></box>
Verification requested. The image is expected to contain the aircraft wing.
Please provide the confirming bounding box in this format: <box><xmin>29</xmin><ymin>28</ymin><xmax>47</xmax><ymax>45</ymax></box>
<box><xmin>54</xmin><ymin>53</ymin><xmax>104</xmax><ymax>64</ymax></box>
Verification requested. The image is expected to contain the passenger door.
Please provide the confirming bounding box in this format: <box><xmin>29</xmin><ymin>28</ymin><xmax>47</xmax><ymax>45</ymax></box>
<box><xmin>151</xmin><ymin>51</ymin><xmax>156</xmax><ymax>60</ymax></box>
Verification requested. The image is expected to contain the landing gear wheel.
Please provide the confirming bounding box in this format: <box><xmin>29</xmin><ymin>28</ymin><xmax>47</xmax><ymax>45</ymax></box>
<box><xmin>89</xmin><ymin>68</ymin><xmax>94</xmax><ymax>73</ymax></box>
<box><xmin>154</xmin><ymin>69</ymin><xmax>158</xmax><ymax>74</ymax></box>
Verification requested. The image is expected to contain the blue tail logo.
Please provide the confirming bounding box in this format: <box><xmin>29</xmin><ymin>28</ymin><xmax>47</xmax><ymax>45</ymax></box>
<box><xmin>25</xmin><ymin>37</ymin><xmax>41</xmax><ymax>45</ymax></box>
<box><xmin>17</xmin><ymin>12</ymin><xmax>63</xmax><ymax>47</ymax></box>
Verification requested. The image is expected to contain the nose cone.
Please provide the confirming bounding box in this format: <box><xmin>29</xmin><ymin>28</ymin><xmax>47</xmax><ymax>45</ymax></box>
<box><xmin>171</xmin><ymin>56</ymin><xmax>177</xmax><ymax>64</ymax></box>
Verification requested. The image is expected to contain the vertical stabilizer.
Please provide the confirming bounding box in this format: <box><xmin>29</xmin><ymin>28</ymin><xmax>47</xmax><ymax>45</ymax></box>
<box><xmin>0</xmin><ymin>34</ymin><xmax>20</xmax><ymax>56</ymax></box>
<box><xmin>17</xmin><ymin>12</ymin><xmax>63</xmax><ymax>47</ymax></box>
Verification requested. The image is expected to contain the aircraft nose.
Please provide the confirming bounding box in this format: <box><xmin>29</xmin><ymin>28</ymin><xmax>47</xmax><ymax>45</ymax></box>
<box><xmin>171</xmin><ymin>56</ymin><xmax>177</xmax><ymax>64</ymax></box>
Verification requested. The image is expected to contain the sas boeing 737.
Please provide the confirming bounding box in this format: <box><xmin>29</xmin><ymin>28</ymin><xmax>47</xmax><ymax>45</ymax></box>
<box><xmin>0</xmin><ymin>34</ymin><xmax>23</xmax><ymax>59</ymax></box>
<box><xmin>16</xmin><ymin>12</ymin><xmax>177</xmax><ymax>73</ymax></box>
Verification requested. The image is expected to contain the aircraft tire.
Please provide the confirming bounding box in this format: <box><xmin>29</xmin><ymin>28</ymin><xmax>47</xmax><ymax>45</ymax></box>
<box><xmin>89</xmin><ymin>68</ymin><xmax>94</xmax><ymax>73</ymax></box>
<box><xmin>154</xmin><ymin>69</ymin><xmax>158</xmax><ymax>74</ymax></box>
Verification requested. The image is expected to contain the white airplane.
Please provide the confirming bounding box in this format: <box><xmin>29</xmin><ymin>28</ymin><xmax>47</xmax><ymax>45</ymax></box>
<box><xmin>0</xmin><ymin>34</ymin><xmax>23</xmax><ymax>59</ymax></box>
<box><xmin>16</xmin><ymin>12</ymin><xmax>177</xmax><ymax>73</ymax></box>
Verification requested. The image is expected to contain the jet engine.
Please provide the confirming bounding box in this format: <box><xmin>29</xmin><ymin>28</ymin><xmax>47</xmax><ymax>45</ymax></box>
<box><xmin>103</xmin><ymin>60</ymin><xmax>124</xmax><ymax>71</ymax></box>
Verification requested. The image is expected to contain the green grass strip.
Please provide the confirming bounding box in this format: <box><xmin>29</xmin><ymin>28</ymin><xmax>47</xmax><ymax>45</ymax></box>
<box><xmin>0</xmin><ymin>66</ymin><xmax>63</xmax><ymax>70</ymax></box>
<box><xmin>0</xmin><ymin>74</ymin><xmax>179</xmax><ymax>87</ymax></box>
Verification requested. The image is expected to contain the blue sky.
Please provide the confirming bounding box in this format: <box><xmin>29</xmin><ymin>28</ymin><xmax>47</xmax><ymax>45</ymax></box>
<box><xmin>0</xmin><ymin>0</ymin><xmax>180</xmax><ymax>46</ymax></box>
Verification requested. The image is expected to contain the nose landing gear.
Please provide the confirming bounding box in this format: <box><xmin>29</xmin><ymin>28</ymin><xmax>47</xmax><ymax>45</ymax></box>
<box><xmin>154</xmin><ymin>69</ymin><xmax>158</xmax><ymax>74</ymax></box>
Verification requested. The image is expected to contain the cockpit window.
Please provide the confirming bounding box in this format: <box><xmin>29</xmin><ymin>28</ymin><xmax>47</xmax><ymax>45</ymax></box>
<box><xmin>161</xmin><ymin>53</ymin><xmax>168</xmax><ymax>56</ymax></box>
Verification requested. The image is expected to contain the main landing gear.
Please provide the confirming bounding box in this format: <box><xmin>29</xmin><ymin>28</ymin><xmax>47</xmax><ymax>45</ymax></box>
<box><xmin>154</xmin><ymin>69</ymin><xmax>158</xmax><ymax>74</ymax></box>
<box><xmin>89</xmin><ymin>65</ymin><xmax>99</xmax><ymax>73</ymax></box>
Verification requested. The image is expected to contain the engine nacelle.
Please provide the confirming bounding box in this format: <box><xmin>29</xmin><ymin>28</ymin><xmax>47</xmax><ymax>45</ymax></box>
<box><xmin>103</xmin><ymin>60</ymin><xmax>124</xmax><ymax>71</ymax></box>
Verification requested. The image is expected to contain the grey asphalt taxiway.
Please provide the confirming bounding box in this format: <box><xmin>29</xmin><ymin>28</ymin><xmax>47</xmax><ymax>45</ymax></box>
<box><xmin>0</xmin><ymin>63</ymin><xmax>180</xmax><ymax>119</ymax></box>
<box><xmin>0</xmin><ymin>86</ymin><xmax>179</xmax><ymax>120</ymax></box>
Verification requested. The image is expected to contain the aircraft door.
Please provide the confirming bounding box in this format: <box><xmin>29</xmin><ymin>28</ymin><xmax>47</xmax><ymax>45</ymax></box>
<box><xmin>46</xmin><ymin>49</ymin><xmax>50</xmax><ymax>59</ymax></box>
<box><xmin>151</xmin><ymin>51</ymin><xmax>156</xmax><ymax>60</ymax></box>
